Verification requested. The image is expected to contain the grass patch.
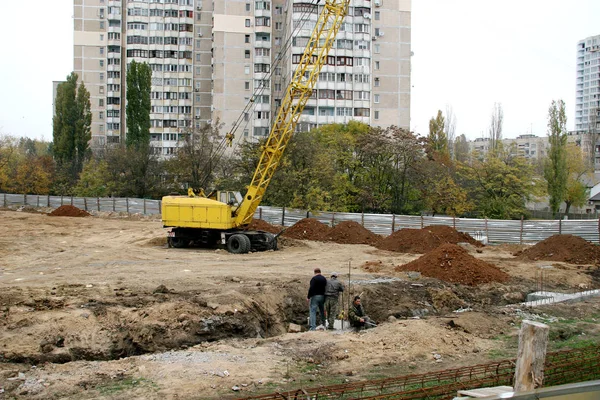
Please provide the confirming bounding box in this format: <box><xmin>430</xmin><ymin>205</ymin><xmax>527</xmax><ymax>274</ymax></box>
<box><xmin>96</xmin><ymin>377</ymin><xmax>157</xmax><ymax>396</ymax></box>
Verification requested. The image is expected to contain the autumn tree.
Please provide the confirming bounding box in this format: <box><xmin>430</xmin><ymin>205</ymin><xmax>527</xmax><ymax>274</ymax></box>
<box><xmin>563</xmin><ymin>144</ymin><xmax>592</xmax><ymax>215</ymax></box>
<box><xmin>488</xmin><ymin>102</ymin><xmax>503</xmax><ymax>151</ymax></box>
<box><xmin>52</xmin><ymin>72</ymin><xmax>92</xmax><ymax>189</ymax></box>
<box><xmin>428</xmin><ymin>110</ymin><xmax>448</xmax><ymax>155</ymax></box>
<box><xmin>544</xmin><ymin>99</ymin><xmax>568</xmax><ymax>217</ymax></box>
<box><xmin>445</xmin><ymin>105</ymin><xmax>457</xmax><ymax>158</ymax></box>
<box><xmin>126</xmin><ymin>60</ymin><xmax>152</xmax><ymax>149</ymax></box>
<box><xmin>454</xmin><ymin>134</ymin><xmax>470</xmax><ymax>163</ymax></box>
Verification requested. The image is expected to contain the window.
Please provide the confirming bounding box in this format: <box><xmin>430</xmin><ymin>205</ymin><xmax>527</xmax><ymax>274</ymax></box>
<box><xmin>244</xmin><ymin>65</ymin><xmax>250</xmax><ymax>74</ymax></box>
<box><xmin>244</xmin><ymin>129</ymin><xmax>249</xmax><ymax>137</ymax></box>
<box><xmin>100</xmin><ymin>21</ymin><xmax>105</xmax><ymax>29</ymax></box>
<box><xmin>245</xmin><ymin>34</ymin><xmax>250</xmax><ymax>43</ymax></box>
<box><xmin>100</xmin><ymin>34</ymin><xmax>104</xmax><ymax>41</ymax></box>
<box><xmin>245</xmin><ymin>19</ymin><xmax>251</xmax><ymax>27</ymax></box>
<box><xmin>99</xmin><ymin>86</ymin><xmax>105</xmax><ymax>94</ymax></box>
<box><xmin>374</xmin><ymin>77</ymin><xmax>380</xmax><ymax>87</ymax></box>
<box><xmin>254</xmin><ymin>63</ymin><xmax>270</xmax><ymax>73</ymax></box>
<box><xmin>256</xmin><ymin>111</ymin><xmax>270</xmax><ymax>119</ymax></box>
<box><xmin>255</xmin><ymin>48</ymin><xmax>270</xmax><ymax>57</ymax></box>
<box><xmin>255</xmin><ymin>17</ymin><xmax>270</xmax><ymax>26</ymax></box>
<box><xmin>374</xmin><ymin>44</ymin><xmax>380</xmax><ymax>53</ymax></box>
<box><xmin>275</xmin><ymin>22</ymin><xmax>282</xmax><ymax>30</ymax></box>
<box><xmin>99</xmin><ymin>47</ymin><xmax>104</xmax><ymax>55</ymax></box>
<box><xmin>275</xmin><ymin>6</ymin><xmax>282</xmax><ymax>15</ymax></box>
<box><xmin>245</xmin><ymin>81</ymin><xmax>250</xmax><ymax>90</ymax></box>
<box><xmin>246</xmin><ymin>3</ymin><xmax>250</xmax><ymax>11</ymax></box>
<box><xmin>375</xmin><ymin>11</ymin><xmax>380</xmax><ymax>20</ymax></box>
<box><xmin>99</xmin><ymin>111</ymin><xmax>105</xmax><ymax>120</ymax></box>
<box><xmin>375</xmin><ymin>28</ymin><xmax>380</xmax><ymax>36</ymax></box>
<box><xmin>99</xmin><ymin>60</ymin><xmax>104</xmax><ymax>67</ymax></box>
<box><xmin>245</xmin><ymin>49</ymin><xmax>250</xmax><ymax>58</ymax></box>
<box><xmin>256</xmin><ymin>1</ymin><xmax>270</xmax><ymax>10</ymax></box>
<box><xmin>100</xmin><ymin>72</ymin><xmax>105</xmax><ymax>81</ymax></box>
<box><xmin>375</xmin><ymin>61</ymin><xmax>380</xmax><ymax>70</ymax></box>
<box><xmin>374</xmin><ymin>110</ymin><xmax>380</xmax><ymax>120</ymax></box>
<box><xmin>374</xmin><ymin>94</ymin><xmax>380</xmax><ymax>103</ymax></box>
<box><xmin>99</xmin><ymin>99</ymin><xmax>104</xmax><ymax>107</ymax></box>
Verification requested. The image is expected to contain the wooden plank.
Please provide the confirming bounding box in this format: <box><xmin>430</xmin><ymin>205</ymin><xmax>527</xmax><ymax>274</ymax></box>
<box><xmin>514</xmin><ymin>320</ymin><xmax>549</xmax><ymax>392</ymax></box>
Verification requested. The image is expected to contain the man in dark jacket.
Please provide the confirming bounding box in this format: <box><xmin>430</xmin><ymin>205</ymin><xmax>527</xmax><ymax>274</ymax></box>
<box><xmin>348</xmin><ymin>295</ymin><xmax>373</xmax><ymax>331</ymax></box>
<box><xmin>307</xmin><ymin>268</ymin><xmax>327</xmax><ymax>330</ymax></box>
<box><xmin>324</xmin><ymin>272</ymin><xmax>344</xmax><ymax>330</ymax></box>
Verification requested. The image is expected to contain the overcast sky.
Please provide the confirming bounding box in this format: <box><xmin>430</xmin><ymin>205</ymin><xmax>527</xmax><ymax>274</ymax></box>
<box><xmin>0</xmin><ymin>0</ymin><xmax>598</xmax><ymax>142</ymax></box>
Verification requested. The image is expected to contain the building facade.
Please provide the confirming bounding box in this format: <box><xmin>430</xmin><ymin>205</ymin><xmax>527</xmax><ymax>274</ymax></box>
<box><xmin>73</xmin><ymin>0</ymin><xmax>411</xmax><ymax>154</ymax></box>
<box><xmin>575</xmin><ymin>34</ymin><xmax>600</xmax><ymax>133</ymax></box>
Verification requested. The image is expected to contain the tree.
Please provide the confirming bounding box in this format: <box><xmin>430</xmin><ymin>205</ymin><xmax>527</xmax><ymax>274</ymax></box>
<box><xmin>544</xmin><ymin>99</ymin><xmax>568</xmax><ymax>217</ymax></box>
<box><xmin>126</xmin><ymin>60</ymin><xmax>152</xmax><ymax>149</ymax></box>
<box><xmin>428</xmin><ymin>110</ymin><xmax>448</xmax><ymax>155</ymax></box>
<box><xmin>418</xmin><ymin>155</ymin><xmax>471</xmax><ymax>217</ymax></box>
<box><xmin>488</xmin><ymin>102</ymin><xmax>503</xmax><ymax>151</ymax></box>
<box><xmin>52</xmin><ymin>72</ymin><xmax>91</xmax><ymax>187</ymax></box>
<box><xmin>444</xmin><ymin>105</ymin><xmax>457</xmax><ymax>158</ymax></box>
<box><xmin>454</xmin><ymin>134</ymin><xmax>470</xmax><ymax>163</ymax></box>
<box><xmin>73</xmin><ymin>157</ymin><xmax>115</xmax><ymax>197</ymax></box>
<box><xmin>563</xmin><ymin>144</ymin><xmax>592</xmax><ymax>215</ymax></box>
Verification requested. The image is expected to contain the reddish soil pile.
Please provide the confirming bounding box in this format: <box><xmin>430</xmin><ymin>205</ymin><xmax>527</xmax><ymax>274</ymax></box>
<box><xmin>48</xmin><ymin>205</ymin><xmax>91</xmax><ymax>217</ymax></box>
<box><xmin>247</xmin><ymin>219</ymin><xmax>283</xmax><ymax>234</ymax></box>
<box><xmin>395</xmin><ymin>243</ymin><xmax>510</xmax><ymax>286</ymax></box>
<box><xmin>515</xmin><ymin>234</ymin><xmax>600</xmax><ymax>265</ymax></box>
<box><xmin>321</xmin><ymin>220</ymin><xmax>382</xmax><ymax>245</ymax></box>
<box><xmin>281</xmin><ymin>218</ymin><xmax>331</xmax><ymax>240</ymax></box>
<box><xmin>377</xmin><ymin>226</ymin><xmax>482</xmax><ymax>254</ymax></box>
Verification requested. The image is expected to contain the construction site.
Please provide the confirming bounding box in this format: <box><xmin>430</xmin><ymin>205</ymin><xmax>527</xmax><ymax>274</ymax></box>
<box><xmin>0</xmin><ymin>205</ymin><xmax>599</xmax><ymax>399</ymax></box>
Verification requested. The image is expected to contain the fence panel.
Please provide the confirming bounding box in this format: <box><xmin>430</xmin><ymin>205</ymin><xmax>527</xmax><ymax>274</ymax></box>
<box><xmin>3</xmin><ymin>193</ymin><xmax>600</xmax><ymax>244</ymax></box>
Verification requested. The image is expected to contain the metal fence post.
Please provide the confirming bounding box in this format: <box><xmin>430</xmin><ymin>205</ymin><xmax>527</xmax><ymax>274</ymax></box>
<box><xmin>453</xmin><ymin>216</ymin><xmax>456</xmax><ymax>229</ymax></box>
<box><xmin>126</xmin><ymin>198</ymin><xmax>130</xmax><ymax>213</ymax></box>
<box><xmin>559</xmin><ymin>218</ymin><xmax>562</xmax><ymax>235</ymax></box>
<box><xmin>84</xmin><ymin>198</ymin><xmax>88</xmax><ymax>211</ymax></box>
<box><xmin>3</xmin><ymin>193</ymin><xmax>6</xmax><ymax>207</ymax></box>
<box><xmin>485</xmin><ymin>218</ymin><xmax>489</xmax><ymax>241</ymax></box>
<box><xmin>361</xmin><ymin>211</ymin><xmax>364</xmax><ymax>226</ymax></box>
<box><xmin>47</xmin><ymin>195</ymin><xmax>50</xmax><ymax>207</ymax></box>
<box><xmin>391</xmin><ymin>214</ymin><xmax>396</xmax><ymax>233</ymax></box>
<box><xmin>281</xmin><ymin>207</ymin><xmax>285</xmax><ymax>226</ymax></box>
<box><xmin>61</xmin><ymin>195</ymin><xmax>63</xmax><ymax>206</ymax></box>
<box><xmin>71</xmin><ymin>196</ymin><xmax>74</xmax><ymax>206</ymax></box>
<box><xmin>259</xmin><ymin>207</ymin><xmax>262</xmax><ymax>220</ymax></box>
<box><xmin>143</xmin><ymin>198</ymin><xmax>147</xmax><ymax>215</ymax></box>
<box><xmin>113</xmin><ymin>197</ymin><xmax>116</xmax><ymax>212</ymax></box>
<box><xmin>37</xmin><ymin>195</ymin><xmax>39</xmax><ymax>207</ymax></box>
<box><xmin>420</xmin><ymin>215</ymin><xmax>424</xmax><ymax>229</ymax></box>
<box><xmin>97</xmin><ymin>197</ymin><xmax>100</xmax><ymax>211</ymax></box>
<box><xmin>24</xmin><ymin>194</ymin><xmax>27</xmax><ymax>206</ymax></box>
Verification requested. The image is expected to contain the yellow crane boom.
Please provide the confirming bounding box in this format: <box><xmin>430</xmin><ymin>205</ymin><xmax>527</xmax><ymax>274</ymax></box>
<box><xmin>234</xmin><ymin>0</ymin><xmax>351</xmax><ymax>227</ymax></box>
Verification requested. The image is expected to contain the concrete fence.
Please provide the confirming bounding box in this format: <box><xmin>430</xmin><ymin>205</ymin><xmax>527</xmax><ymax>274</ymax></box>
<box><xmin>3</xmin><ymin>193</ymin><xmax>599</xmax><ymax>244</ymax></box>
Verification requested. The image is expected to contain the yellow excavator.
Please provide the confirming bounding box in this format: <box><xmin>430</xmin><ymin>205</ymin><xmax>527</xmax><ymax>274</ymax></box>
<box><xmin>162</xmin><ymin>0</ymin><xmax>351</xmax><ymax>253</ymax></box>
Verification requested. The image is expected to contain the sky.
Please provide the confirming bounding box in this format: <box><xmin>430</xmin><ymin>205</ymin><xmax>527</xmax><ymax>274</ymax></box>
<box><xmin>0</xmin><ymin>0</ymin><xmax>598</xmax><ymax>141</ymax></box>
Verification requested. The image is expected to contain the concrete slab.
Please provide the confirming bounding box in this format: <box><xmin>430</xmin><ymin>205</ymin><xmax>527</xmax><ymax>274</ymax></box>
<box><xmin>457</xmin><ymin>385</ymin><xmax>513</xmax><ymax>397</ymax></box>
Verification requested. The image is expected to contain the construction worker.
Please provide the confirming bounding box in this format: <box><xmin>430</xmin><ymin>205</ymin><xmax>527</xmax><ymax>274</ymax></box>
<box><xmin>307</xmin><ymin>268</ymin><xmax>327</xmax><ymax>331</ymax></box>
<box><xmin>225</xmin><ymin>132</ymin><xmax>234</xmax><ymax>147</ymax></box>
<box><xmin>324</xmin><ymin>272</ymin><xmax>344</xmax><ymax>330</ymax></box>
<box><xmin>348</xmin><ymin>295</ymin><xmax>375</xmax><ymax>331</ymax></box>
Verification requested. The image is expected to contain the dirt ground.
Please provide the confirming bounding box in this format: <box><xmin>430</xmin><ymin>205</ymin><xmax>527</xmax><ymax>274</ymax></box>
<box><xmin>1</xmin><ymin>209</ymin><xmax>599</xmax><ymax>399</ymax></box>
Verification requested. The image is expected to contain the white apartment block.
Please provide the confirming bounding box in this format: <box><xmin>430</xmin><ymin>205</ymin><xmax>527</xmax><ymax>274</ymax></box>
<box><xmin>469</xmin><ymin>134</ymin><xmax>550</xmax><ymax>161</ymax></box>
<box><xmin>575</xmin><ymin>34</ymin><xmax>600</xmax><ymax>133</ymax></box>
<box><xmin>73</xmin><ymin>0</ymin><xmax>411</xmax><ymax>154</ymax></box>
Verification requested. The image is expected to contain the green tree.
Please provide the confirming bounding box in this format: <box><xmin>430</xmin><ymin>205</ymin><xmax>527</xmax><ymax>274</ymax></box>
<box><xmin>544</xmin><ymin>99</ymin><xmax>568</xmax><ymax>217</ymax></box>
<box><xmin>454</xmin><ymin>134</ymin><xmax>470</xmax><ymax>163</ymax></box>
<box><xmin>73</xmin><ymin>157</ymin><xmax>115</xmax><ymax>197</ymax></box>
<box><xmin>428</xmin><ymin>110</ymin><xmax>448</xmax><ymax>155</ymax></box>
<box><xmin>564</xmin><ymin>144</ymin><xmax>592</xmax><ymax>215</ymax></box>
<box><xmin>126</xmin><ymin>60</ymin><xmax>152</xmax><ymax>149</ymax></box>
<box><xmin>52</xmin><ymin>72</ymin><xmax>91</xmax><ymax>188</ymax></box>
<box><xmin>488</xmin><ymin>102</ymin><xmax>503</xmax><ymax>151</ymax></box>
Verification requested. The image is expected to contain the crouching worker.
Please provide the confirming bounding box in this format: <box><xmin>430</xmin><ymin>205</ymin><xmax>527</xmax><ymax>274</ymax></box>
<box><xmin>348</xmin><ymin>295</ymin><xmax>375</xmax><ymax>331</ymax></box>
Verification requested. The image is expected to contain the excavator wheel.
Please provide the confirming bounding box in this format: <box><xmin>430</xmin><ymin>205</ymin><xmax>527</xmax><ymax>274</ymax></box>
<box><xmin>168</xmin><ymin>237</ymin><xmax>189</xmax><ymax>249</ymax></box>
<box><xmin>227</xmin><ymin>234</ymin><xmax>251</xmax><ymax>254</ymax></box>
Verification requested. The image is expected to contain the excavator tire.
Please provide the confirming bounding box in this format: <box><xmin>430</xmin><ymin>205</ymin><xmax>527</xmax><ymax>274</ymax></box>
<box><xmin>227</xmin><ymin>234</ymin><xmax>251</xmax><ymax>254</ymax></box>
<box><xmin>168</xmin><ymin>237</ymin><xmax>189</xmax><ymax>248</ymax></box>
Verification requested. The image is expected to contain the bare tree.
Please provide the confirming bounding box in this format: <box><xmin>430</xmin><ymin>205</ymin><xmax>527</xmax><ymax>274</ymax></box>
<box><xmin>444</xmin><ymin>105</ymin><xmax>457</xmax><ymax>159</ymax></box>
<box><xmin>488</xmin><ymin>102</ymin><xmax>504</xmax><ymax>152</ymax></box>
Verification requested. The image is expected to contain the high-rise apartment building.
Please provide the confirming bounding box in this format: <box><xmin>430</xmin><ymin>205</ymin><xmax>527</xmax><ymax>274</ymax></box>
<box><xmin>73</xmin><ymin>0</ymin><xmax>411</xmax><ymax>154</ymax></box>
<box><xmin>575</xmin><ymin>34</ymin><xmax>600</xmax><ymax>133</ymax></box>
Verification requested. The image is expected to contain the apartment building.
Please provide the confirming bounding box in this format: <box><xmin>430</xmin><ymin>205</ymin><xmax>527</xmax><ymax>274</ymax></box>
<box><xmin>469</xmin><ymin>134</ymin><xmax>550</xmax><ymax>161</ymax></box>
<box><xmin>575</xmin><ymin>34</ymin><xmax>600</xmax><ymax>133</ymax></box>
<box><xmin>73</xmin><ymin>0</ymin><xmax>411</xmax><ymax>154</ymax></box>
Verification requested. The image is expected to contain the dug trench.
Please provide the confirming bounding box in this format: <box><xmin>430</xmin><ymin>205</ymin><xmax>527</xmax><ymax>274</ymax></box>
<box><xmin>0</xmin><ymin>277</ymin><xmax>530</xmax><ymax>365</ymax></box>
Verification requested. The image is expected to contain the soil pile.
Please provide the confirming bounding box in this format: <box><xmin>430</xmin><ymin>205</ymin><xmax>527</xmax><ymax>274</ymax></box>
<box><xmin>247</xmin><ymin>219</ymin><xmax>283</xmax><ymax>234</ymax></box>
<box><xmin>377</xmin><ymin>226</ymin><xmax>482</xmax><ymax>254</ymax></box>
<box><xmin>395</xmin><ymin>243</ymin><xmax>510</xmax><ymax>286</ymax></box>
<box><xmin>515</xmin><ymin>234</ymin><xmax>600</xmax><ymax>265</ymax></box>
<box><xmin>321</xmin><ymin>220</ymin><xmax>382</xmax><ymax>245</ymax></box>
<box><xmin>281</xmin><ymin>218</ymin><xmax>331</xmax><ymax>240</ymax></box>
<box><xmin>48</xmin><ymin>205</ymin><xmax>91</xmax><ymax>217</ymax></box>
<box><xmin>426</xmin><ymin>225</ymin><xmax>483</xmax><ymax>247</ymax></box>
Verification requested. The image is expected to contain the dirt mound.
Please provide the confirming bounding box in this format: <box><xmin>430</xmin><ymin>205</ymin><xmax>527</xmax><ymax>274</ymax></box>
<box><xmin>377</xmin><ymin>225</ymin><xmax>482</xmax><ymax>254</ymax></box>
<box><xmin>426</xmin><ymin>225</ymin><xmax>483</xmax><ymax>247</ymax></box>
<box><xmin>281</xmin><ymin>218</ymin><xmax>331</xmax><ymax>240</ymax></box>
<box><xmin>395</xmin><ymin>243</ymin><xmax>510</xmax><ymax>286</ymax></box>
<box><xmin>48</xmin><ymin>205</ymin><xmax>91</xmax><ymax>217</ymax></box>
<box><xmin>247</xmin><ymin>218</ymin><xmax>283</xmax><ymax>234</ymax></box>
<box><xmin>515</xmin><ymin>234</ymin><xmax>600</xmax><ymax>265</ymax></box>
<box><xmin>321</xmin><ymin>220</ymin><xmax>382</xmax><ymax>245</ymax></box>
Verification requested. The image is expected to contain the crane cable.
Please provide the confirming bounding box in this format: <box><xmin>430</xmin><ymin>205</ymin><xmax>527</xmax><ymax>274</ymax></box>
<box><xmin>196</xmin><ymin>4</ymin><xmax>323</xmax><ymax>189</ymax></box>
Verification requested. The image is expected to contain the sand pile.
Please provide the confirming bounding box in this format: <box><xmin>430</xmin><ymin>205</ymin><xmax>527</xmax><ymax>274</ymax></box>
<box><xmin>247</xmin><ymin>219</ymin><xmax>283</xmax><ymax>234</ymax></box>
<box><xmin>281</xmin><ymin>218</ymin><xmax>331</xmax><ymax>240</ymax></box>
<box><xmin>377</xmin><ymin>225</ymin><xmax>482</xmax><ymax>254</ymax></box>
<box><xmin>395</xmin><ymin>243</ymin><xmax>510</xmax><ymax>286</ymax></box>
<box><xmin>321</xmin><ymin>220</ymin><xmax>382</xmax><ymax>245</ymax></box>
<box><xmin>515</xmin><ymin>234</ymin><xmax>600</xmax><ymax>265</ymax></box>
<box><xmin>48</xmin><ymin>205</ymin><xmax>91</xmax><ymax>217</ymax></box>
